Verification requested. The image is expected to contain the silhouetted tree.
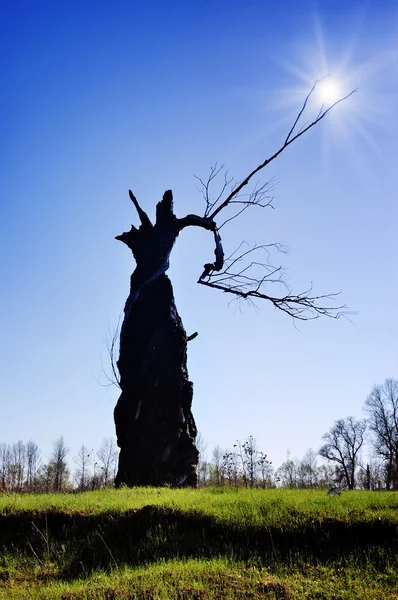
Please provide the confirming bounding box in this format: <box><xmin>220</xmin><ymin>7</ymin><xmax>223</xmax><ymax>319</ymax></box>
<box><xmin>113</xmin><ymin>81</ymin><xmax>355</xmax><ymax>487</ymax></box>
<box><xmin>319</xmin><ymin>416</ymin><xmax>366</xmax><ymax>490</ymax></box>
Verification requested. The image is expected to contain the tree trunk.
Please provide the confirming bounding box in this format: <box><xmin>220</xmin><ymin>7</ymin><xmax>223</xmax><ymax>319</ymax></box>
<box><xmin>114</xmin><ymin>273</ymin><xmax>198</xmax><ymax>486</ymax></box>
<box><xmin>113</xmin><ymin>191</ymin><xmax>202</xmax><ymax>487</ymax></box>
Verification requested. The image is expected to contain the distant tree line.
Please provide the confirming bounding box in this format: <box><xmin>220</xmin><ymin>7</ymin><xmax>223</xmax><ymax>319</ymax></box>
<box><xmin>197</xmin><ymin>438</ymin><xmax>339</xmax><ymax>490</ymax></box>
<box><xmin>1</xmin><ymin>378</ymin><xmax>396</xmax><ymax>493</ymax></box>
<box><xmin>0</xmin><ymin>436</ymin><xmax>118</xmax><ymax>493</ymax></box>
<box><xmin>198</xmin><ymin>378</ymin><xmax>398</xmax><ymax>491</ymax></box>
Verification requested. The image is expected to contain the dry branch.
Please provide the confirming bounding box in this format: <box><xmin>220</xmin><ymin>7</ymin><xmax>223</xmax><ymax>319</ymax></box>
<box><xmin>190</xmin><ymin>79</ymin><xmax>356</xmax><ymax>318</ymax></box>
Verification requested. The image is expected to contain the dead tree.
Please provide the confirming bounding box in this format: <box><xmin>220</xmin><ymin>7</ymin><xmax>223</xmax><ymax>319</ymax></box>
<box><xmin>114</xmin><ymin>81</ymin><xmax>356</xmax><ymax>487</ymax></box>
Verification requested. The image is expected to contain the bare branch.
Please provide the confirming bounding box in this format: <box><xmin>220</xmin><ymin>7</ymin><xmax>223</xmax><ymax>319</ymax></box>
<box><xmin>218</xmin><ymin>180</ymin><xmax>276</xmax><ymax>229</ymax></box>
<box><xmin>197</xmin><ymin>242</ymin><xmax>345</xmax><ymax>320</ymax></box>
<box><xmin>98</xmin><ymin>318</ymin><xmax>122</xmax><ymax>389</ymax></box>
<box><xmin>195</xmin><ymin>164</ymin><xmax>234</xmax><ymax>218</ymax></box>
<box><xmin>199</xmin><ymin>278</ymin><xmax>345</xmax><ymax>320</ymax></box>
<box><xmin>218</xmin><ymin>204</ymin><xmax>251</xmax><ymax>230</ymax></box>
<box><xmin>196</xmin><ymin>164</ymin><xmax>276</xmax><ymax>229</ymax></box>
<box><xmin>284</xmin><ymin>79</ymin><xmax>320</xmax><ymax>144</ymax></box>
<box><xmin>208</xmin><ymin>83</ymin><xmax>357</xmax><ymax>221</ymax></box>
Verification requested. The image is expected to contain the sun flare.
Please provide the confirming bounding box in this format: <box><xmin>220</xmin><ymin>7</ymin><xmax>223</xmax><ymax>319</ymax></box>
<box><xmin>267</xmin><ymin>13</ymin><xmax>395</xmax><ymax>168</ymax></box>
<box><xmin>316</xmin><ymin>77</ymin><xmax>343</xmax><ymax>104</ymax></box>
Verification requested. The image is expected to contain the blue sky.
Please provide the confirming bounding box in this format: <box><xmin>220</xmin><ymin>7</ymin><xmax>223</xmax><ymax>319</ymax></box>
<box><xmin>1</xmin><ymin>0</ymin><xmax>397</xmax><ymax>470</ymax></box>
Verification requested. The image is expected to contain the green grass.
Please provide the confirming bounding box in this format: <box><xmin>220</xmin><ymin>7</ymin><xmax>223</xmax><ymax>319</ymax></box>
<box><xmin>1</xmin><ymin>488</ymin><xmax>398</xmax><ymax>598</ymax></box>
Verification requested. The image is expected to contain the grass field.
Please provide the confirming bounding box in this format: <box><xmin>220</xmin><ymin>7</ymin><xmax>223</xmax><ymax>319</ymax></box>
<box><xmin>1</xmin><ymin>488</ymin><xmax>397</xmax><ymax>599</ymax></box>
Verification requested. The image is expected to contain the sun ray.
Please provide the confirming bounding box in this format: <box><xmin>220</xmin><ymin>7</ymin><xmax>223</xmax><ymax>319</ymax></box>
<box><xmin>265</xmin><ymin>8</ymin><xmax>397</xmax><ymax>172</ymax></box>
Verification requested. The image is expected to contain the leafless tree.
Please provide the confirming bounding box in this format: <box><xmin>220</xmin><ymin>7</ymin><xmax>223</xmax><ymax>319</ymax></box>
<box><xmin>222</xmin><ymin>449</ymin><xmax>240</xmax><ymax>487</ymax></box>
<box><xmin>0</xmin><ymin>444</ymin><xmax>11</xmax><ymax>492</ymax></box>
<box><xmin>10</xmin><ymin>441</ymin><xmax>26</xmax><ymax>492</ymax></box>
<box><xmin>209</xmin><ymin>445</ymin><xmax>225</xmax><ymax>486</ymax></box>
<box><xmin>365</xmin><ymin>379</ymin><xmax>398</xmax><ymax>489</ymax></box>
<box><xmin>275</xmin><ymin>451</ymin><xmax>298</xmax><ymax>488</ymax></box>
<box><xmin>26</xmin><ymin>440</ymin><xmax>41</xmax><ymax>491</ymax></box>
<box><xmin>357</xmin><ymin>457</ymin><xmax>385</xmax><ymax>490</ymax></box>
<box><xmin>96</xmin><ymin>438</ymin><xmax>118</xmax><ymax>487</ymax></box>
<box><xmin>274</xmin><ymin>450</ymin><xmax>325</xmax><ymax>489</ymax></box>
<box><xmin>298</xmin><ymin>448</ymin><xmax>319</xmax><ymax>488</ymax></box>
<box><xmin>258</xmin><ymin>451</ymin><xmax>273</xmax><ymax>489</ymax></box>
<box><xmin>39</xmin><ymin>462</ymin><xmax>55</xmax><ymax>493</ymax></box>
<box><xmin>0</xmin><ymin>440</ymin><xmax>42</xmax><ymax>492</ymax></box>
<box><xmin>195</xmin><ymin>432</ymin><xmax>209</xmax><ymax>487</ymax></box>
<box><xmin>235</xmin><ymin>435</ymin><xmax>266</xmax><ymax>488</ymax></box>
<box><xmin>74</xmin><ymin>444</ymin><xmax>92</xmax><ymax>491</ymax></box>
<box><xmin>51</xmin><ymin>436</ymin><xmax>69</xmax><ymax>492</ymax></box>
<box><xmin>319</xmin><ymin>416</ymin><xmax>366</xmax><ymax>490</ymax></box>
<box><xmin>317</xmin><ymin>463</ymin><xmax>338</xmax><ymax>490</ymax></box>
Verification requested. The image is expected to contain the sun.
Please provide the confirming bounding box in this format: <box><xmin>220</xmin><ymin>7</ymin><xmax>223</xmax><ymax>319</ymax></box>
<box><xmin>267</xmin><ymin>10</ymin><xmax>395</xmax><ymax>165</ymax></box>
<box><xmin>316</xmin><ymin>76</ymin><xmax>343</xmax><ymax>104</ymax></box>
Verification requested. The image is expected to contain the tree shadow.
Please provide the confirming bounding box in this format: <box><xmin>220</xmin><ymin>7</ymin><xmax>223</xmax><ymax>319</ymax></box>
<box><xmin>0</xmin><ymin>506</ymin><xmax>396</xmax><ymax>580</ymax></box>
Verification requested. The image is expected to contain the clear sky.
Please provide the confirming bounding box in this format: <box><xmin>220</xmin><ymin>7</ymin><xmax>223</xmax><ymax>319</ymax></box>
<box><xmin>1</xmin><ymin>0</ymin><xmax>397</xmax><ymax>470</ymax></box>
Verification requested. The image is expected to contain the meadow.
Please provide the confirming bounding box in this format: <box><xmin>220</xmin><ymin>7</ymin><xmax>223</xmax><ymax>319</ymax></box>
<box><xmin>0</xmin><ymin>488</ymin><xmax>397</xmax><ymax>599</ymax></box>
